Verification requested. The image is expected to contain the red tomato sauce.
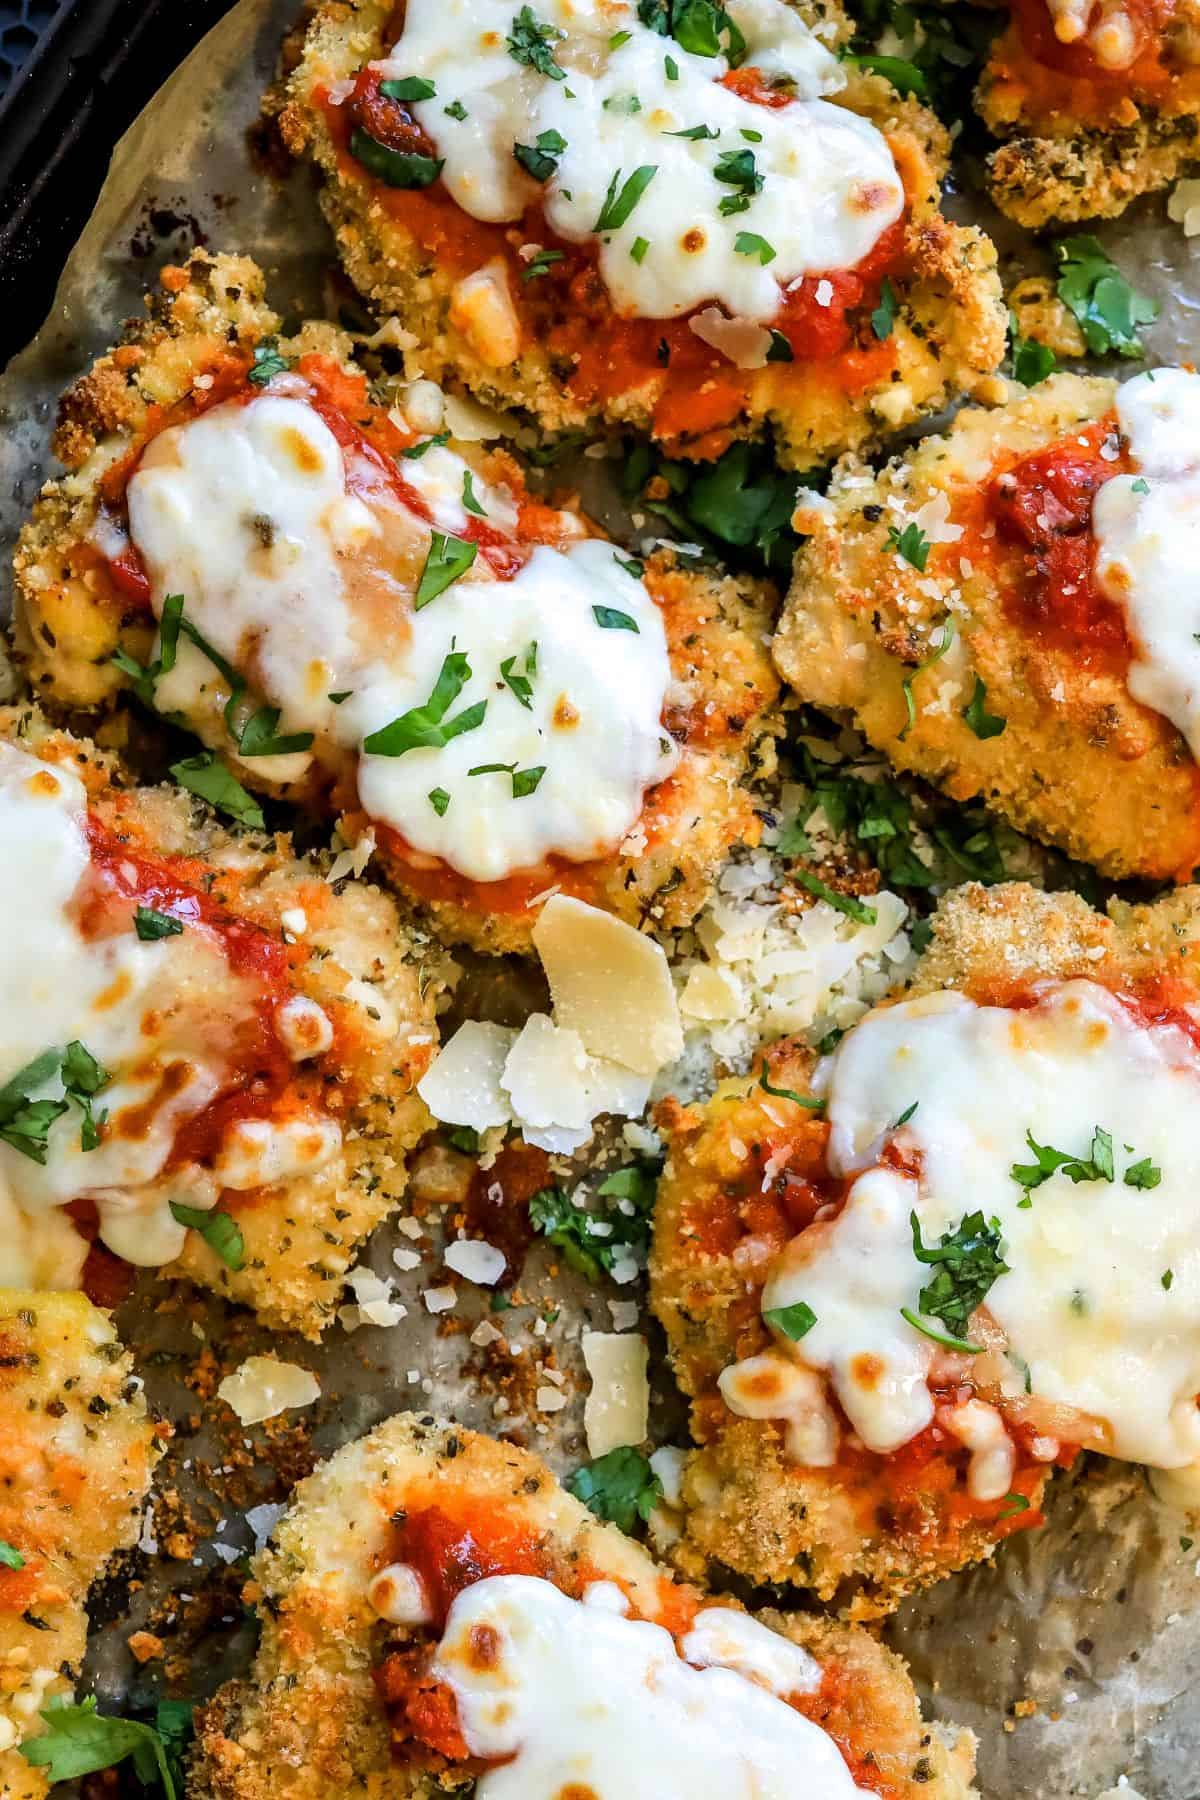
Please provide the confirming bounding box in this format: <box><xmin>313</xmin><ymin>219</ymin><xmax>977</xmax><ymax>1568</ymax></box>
<box><xmin>985</xmin><ymin>417</ymin><xmax>1133</xmax><ymax>673</ymax></box>
<box><xmin>319</xmin><ymin>70</ymin><xmax>910</xmax><ymax>446</ymax></box>
<box><xmin>1008</xmin><ymin>0</ymin><xmax>1176</xmax><ymax>95</ymax></box>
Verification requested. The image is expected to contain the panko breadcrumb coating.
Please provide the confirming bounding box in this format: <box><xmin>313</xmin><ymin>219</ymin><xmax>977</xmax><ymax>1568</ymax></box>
<box><xmin>773</xmin><ymin>370</ymin><xmax>1200</xmax><ymax>883</ymax></box>
<box><xmin>12</xmin><ymin>250</ymin><xmax>781</xmax><ymax>956</ymax></box>
<box><xmin>0</xmin><ymin>1292</ymin><xmax>161</xmax><ymax>1799</ymax></box>
<box><xmin>189</xmin><ymin>1411</ymin><xmax>977</xmax><ymax>1799</ymax></box>
<box><xmin>651</xmin><ymin>879</ymin><xmax>1200</xmax><ymax>1615</ymax></box>
<box><xmin>0</xmin><ymin>707</ymin><xmax>436</xmax><ymax>1339</ymax></box>
<box><xmin>276</xmin><ymin>0</ymin><xmax>1005</xmax><ymax>472</ymax></box>
<box><xmin>978</xmin><ymin>0</ymin><xmax>1200</xmax><ymax>224</ymax></box>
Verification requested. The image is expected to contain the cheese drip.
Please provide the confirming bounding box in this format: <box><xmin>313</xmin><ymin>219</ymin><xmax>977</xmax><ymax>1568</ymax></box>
<box><xmin>725</xmin><ymin>980</ymin><xmax>1200</xmax><ymax>1475</ymax></box>
<box><xmin>0</xmin><ymin>742</ymin><xmax>336</xmax><ymax>1285</ymax></box>
<box><xmin>1094</xmin><ymin>367</ymin><xmax>1200</xmax><ymax>759</ymax></box>
<box><xmin>368</xmin><ymin>0</ymin><xmax>904</xmax><ymax>323</ymax></box>
<box><xmin>128</xmin><ymin>394</ymin><xmax>678</xmax><ymax>883</ymax></box>
<box><xmin>432</xmin><ymin>1575</ymin><xmax>868</xmax><ymax>1798</ymax></box>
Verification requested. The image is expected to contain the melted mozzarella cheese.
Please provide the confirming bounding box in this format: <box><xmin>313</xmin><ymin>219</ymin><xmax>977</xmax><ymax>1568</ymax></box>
<box><xmin>432</xmin><ymin>1575</ymin><xmax>867</xmax><ymax>1799</ymax></box>
<box><xmin>352</xmin><ymin>539</ymin><xmax>677</xmax><ymax>882</ymax></box>
<box><xmin>1094</xmin><ymin>368</ymin><xmax>1200</xmax><ymax>758</ymax></box>
<box><xmin>0</xmin><ymin>742</ymin><xmax>336</xmax><ymax>1284</ymax></box>
<box><xmin>128</xmin><ymin>396</ymin><xmax>678</xmax><ymax>882</ymax></box>
<box><xmin>371</xmin><ymin>0</ymin><xmax>903</xmax><ymax>324</ymax></box>
<box><xmin>743</xmin><ymin>981</ymin><xmax>1200</xmax><ymax>1470</ymax></box>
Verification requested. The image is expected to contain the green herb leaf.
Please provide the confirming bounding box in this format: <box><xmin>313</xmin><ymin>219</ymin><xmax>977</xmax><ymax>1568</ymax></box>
<box><xmin>610</xmin><ymin>28</ymin><xmax>633</xmax><ymax>45</ymax></box>
<box><xmin>522</xmin><ymin>247</ymin><xmax>566</xmax><ymax>281</ymax></box>
<box><xmin>134</xmin><ymin>906</ymin><xmax>184</xmax><ymax>941</ymax></box>
<box><xmin>247</xmin><ymin>339</ymin><xmax>292</xmax><ymax>386</ymax></box>
<box><xmin>444</xmin><ymin>99</ymin><xmax>469</xmax><ymax>119</ymax></box>
<box><xmin>512</xmin><ymin>764</ymin><xmax>546</xmax><ymax>797</ymax></box>
<box><xmin>568</xmin><ymin>1447</ymin><xmax>662</xmax><ymax>1534</ymax></box>
<box><xmin>170</xmin><ymin>753</ymin><xmax>265</xmax><ymax>830</ymax></box>
<box><xmin>999</xmin><ymin>1491</ymin><xmax>1031</xmax><ymax>1517</ymax></box>
<box><xmin>507</xmin><ymin>6</ymin><xmax>566</xmax><ymax>78</ymax></box>
<box><xmin>428</xmin><ymin>787</ymin><xmax>451</xmax><ymax>816</ymax></box>
<box><xmin>514</xmin><ymin>127</ymin><xmax>567</xmax><ymax>181</ymax></box>
<box><xmin>401</xmin><ymin>431</ymin><xmax>450</xmax><ymax>459</ymax></box>
<box><xmin>596</xmin><ymin>1163</ymin><xmax>659</xmax><ymax>1210</ymax></box>
<box><xmin>790</xmin><ymin>867</ymin><xmax>877</xmax><ymax>925</ymax></box>
<box><xmin>415</xmin><ymin>532</ymin><xmax>479</xmax><ymax>607</ymax></box>
<box><xmin>593</xmin><ymin>604</ymin><xmax>640</xmax><ymax>632</ymax></box>
<box><xmin>380</xmin><ymin>75</ymin><xmax>436</xmax><ymax>100</ymax></box>
<box><xmin>899</xmin><ymin>615</ymin><xmax>955</xmax><ymax>742</ymax></box>
<box><xmin>842</xmin><ymin>50</ymin><xmax>927</xmax><ymax>93</ymax></box>
<box><xmin>362</xmin><ymin>651</ymin><xmax>487</xmax><ymax>757</ymax></box>
<box><xmin>1162</xmin><ymin>1268</ymin><xmax>1175</xmax><ymax>1290</ymax></box>
<box><xmin>962</xmin><ymin>675</ymin><xmax>1007</xmax><ymax>739</ymax></box>
<box><xmin>169</xmin><ymin>1202</ymin><xmax>245</xmax><ymax>1271</ymax></box>
<box><xmin>668</xmin><ymin>122</ymin><xmax>719</xmax><ymax>139</ymax></box>
<box><xmin>766</xmin><ymin>328</ymin><xmax>794</xmax><ymax>362</ymax></box>
<box><xmin>764</xmin><ymin>1300</ymin><xmax>818</xmax><ymax>1339</ymax></box>
<box><xmin>499</xmin><ymin>653</ymin><xmax>535</xmax><ymax>709</ymax></box>
<box><xmin>20</xmin><ymin>1697</ymin><xmax>178</xmax><ymax>1798</ymax></box>
<box><xmin>0</xmin><ymin>1048</ymin><xmax>69</xmax><ymax>1166</ymax></box>
<box><xmin>758</xmin><ymin>1064</ymin><xmax>825</xmax><ymax>1112</ymax></box>
<box><xmin>0</xmin><ymin>1540</ymin><xmax>25</xmax><ymax>1570</ymax></box>
<box><xmin>1124</xmin><ymin>1154</ymin><xmax>1162</xmax><ymax>1189</ymax></box>
<box><xmin>664</xmin><ymin>51</ymin><xmax>679</xmax><ymax>76</ymax></box>
<box><xmin>1131</xmin><ymin>476</ymin><xmax>1151</xmax><ymax>494</ymax></box>
<box><xmin>713</xmin><ymin>147</ymin><xmax>762</xmax><ymax>204</ymax></box>
<box><xmin>1008</xmin><ymin>310</ymin><xmax>1057</xmax><ymax>386</ymax></box>
<box><xmin>1055</xmin><ymin>234</ymin><xmax>1158</xmax><ymax>358</ymax></box>
<box><xmin>594</xmin><ymin>164</ymin><xmax>658</xmax><ymax>232</ymax></box>
<box><xmin>349</xmin><ymin>128</ymin><xmax>445</xmax><ymax>188</ymax></box>
<box><xmin>886</xmin><ymin>520</ymin><xmax>931</xmax><ymax>571</ymax></box>
<box><xmin>909</xmin><ymin>1208</ymin><xmax>1008</xmax><ymax>1339</ymax></box>
<box><xmin>734</xmin><ymin>230</ymin><xmax>776</xmax><ymax>265</ymax></box>
<box><xmin>871</xmin><ymin>276</ymin><xmax>898</xmax><ymax>341</ymax></box>
<box><xmin>670</xmin><ymin>0</ymin><xmax>746</xmax><ymax>60</ymax></box>
<box><xmin>630</xmin><ymin>235</ymin><xmax>650</xmax><ymax>263</ymax></box>
<box><xmin>63</xmin><ymin>1040</ymin><xmax>110</xmax><ymax>1154</ymax></box>
<box><xmin>329</xmin><ymin>690</ymin><xmax>354</xmax><ymax>703</ymax></box>
<box><xmin>529</xmin><ymin>1174</ymin><xmax>655</xmax><ymax>1281</ymax></box>
<box><xmin>237</xmin><ymin>705</ymin><xmax>315</xmax><ymax>759</ymax></box>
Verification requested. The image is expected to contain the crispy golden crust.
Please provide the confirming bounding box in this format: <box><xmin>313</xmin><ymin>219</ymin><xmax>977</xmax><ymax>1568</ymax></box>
<box><xmin>650</xmin><ymin>879</ymin><xmax>1200</xmax><ymax>1614</ymax></box>
<box><xmin>773</xmin><ymin>370</ymin><xmax>1200</xmax><ymax>883</ymax></box>
<box><xmin>189</xmin><ymin>1411</ymin><xmax>976</xmax><ymax>1800</ymax></box>
<box><xmin>0</xmin><ymin>1292</ymin><xmax>160</xmax><ymax>1783</ymax></box>
<box><xmin>278</xmin><ymin>0</ymin><xmax>1005</xmax><ymax>472</ymax></box>
<box><xmin>12</xmin><ymin>251</ymin><xmax>781</xmax><ymax>955</ymax></box>
<box><xmin>4</xmin><ymin>708</ymin><xmax>437</xmax><ymax>1339</ymax></box>
<box><xmin>978</xmin><ymin>6</ymin><xmax>1200</xmax><ymax>225</ymax></box>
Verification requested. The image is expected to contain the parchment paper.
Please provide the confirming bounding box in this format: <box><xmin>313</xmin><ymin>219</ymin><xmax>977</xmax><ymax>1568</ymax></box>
<box><xmin>2</xmin><ymin>6</ymin><xmax>1199</xmax><ymax>1794</ymax></box>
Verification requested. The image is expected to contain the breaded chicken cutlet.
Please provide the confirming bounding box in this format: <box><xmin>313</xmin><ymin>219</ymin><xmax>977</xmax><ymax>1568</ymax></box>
<box><xmin>774</xmin><ymin>367</ymin><xmax>1200</xmax><ymax>884</ymax></box>
<box><xmin>978</xmin><ymin>0</ymin><xmax>1200</xmax><ymax>225</ymax></box>
<box><xmin>189</xmin><ymin>1410</ymin><xmax>977</xmax><ymax>1799</ymax></box>
<box><xmin>12</xmin><ymin>250</ymin><xmax>780</xmax><ymax>956</ymax></box>
<box><xmin>275</xmin><ymin>0</ymin><xmax>1005</xmax><ymax>472</ymax></box>
<box><xmin>652</xmin><ymin>878</ymin><xmax>1200</xmax><ymax>1615</ymax></box>
<box><xmin>0</xmin><ymin>707</ymin><xmax>435</xmax><ymax>1338</ymax></box>
<box><xmin>1</xmin><ymin>1292</ymin><xmax>160</xmax><ymax>1800</ymax></box>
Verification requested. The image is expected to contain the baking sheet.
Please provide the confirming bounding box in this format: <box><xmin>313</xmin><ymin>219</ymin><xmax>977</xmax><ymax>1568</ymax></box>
<box><xmin>2</xmin><ymin>4</ymin><xmax>1200</xmax><ymax>1794</ymax></box>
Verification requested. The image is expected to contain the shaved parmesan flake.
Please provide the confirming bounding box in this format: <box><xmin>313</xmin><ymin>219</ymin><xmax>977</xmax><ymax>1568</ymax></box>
<box><xmin>687</xmin><ymin>309</ymin><xmax>772</xmax><ymax>371</ymax></box>
<box><xmin>216</xmin><ymin>1356</ymin><xmax>320</xmax><ymax>1426</ymax></box>
<box><xmin>533</xmin><ymin>896</ymin><xmax>683</xmax><ymax>1073</ymax></box>
<box><xmin>418</xmin><ymin>1019</ymin><xmax>517</xmax><ymax>1130</ymax></box>
<box><xmin>445</xmin><ymin>1237</ymin><xmax>506</xmax><ymax>1285</ymax></box>
<box><xmin>582</xmin><ymin>1330</ymin><xmax>650</xmax><ymax>1457</ymax></box>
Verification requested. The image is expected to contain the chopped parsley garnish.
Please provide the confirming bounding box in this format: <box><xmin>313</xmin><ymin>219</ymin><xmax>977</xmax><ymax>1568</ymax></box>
<box><xmin>839</xmin><ymin>0</ymin><xmax>999</xmax><ymax>123</ymax></box>
<box><xmin>111</xmin><ymin>590</ymin><xmax>185</xmax><ymax>707</ymax></box>
<box><xmin>19</xmin><ymin>1697</ymin><xmax>183</xmax><ymax>1798</ymax></box>
<box><xmin>349</xmin><ymin>128</ymin><xmax>444</xmax><ymax>189</ymax></box>
<box><xmin>362</xmin><ymin>651</ymin><xmax>487</xmax><ymax>757</ymax></box>
<box><xmin>1055</xmin><ymin>234</ymin><xmax>1158</xmax><ymax>358</ymax></box>
<box><xmin>63</xmin><ymin>1040</ymin><xmax>110</xmax><ymax>1153</ymax></box>
<box><xmin>610</xmin><ymin>27</ymin><xmax>633</xmax><ymax>45</ymax></box>
<box><xmin>0</xmin><ymin>1541</ymin><xmax>24</xmax><ymax>1570</ymax></box>
<box><xmin>1131</xmin><ymin>476</ymin><xmax>1151</xmax><ymax>495</ymax></box>
<box><xmin>522</xmin><ymin>247</ymin><xmax>566</xmax><ymax>280</ymax></box>
<box><xmin>0</xmin><ymin>1049</ymin><xmax>68</xmax><ymax>1164</ymax></box>
<box><xmin>630</xmin><ymin>235</ymin><xmax>650</xmax><ymax>263</ymax></box>
<box><xmin>886</xmin><ymin>520</ymin><xmax>931</xmax><ymax>571</ymax></box>
<box><xmin>962</xmin><ymin>675</ymin><xmax>1007</xmax><ymax>739</ymax></box>
<box><xmin>415</xmin><ymin>532</ymin><xmax>478</xmax><ymax>607</ymax></box>
<box><xmin>134</xmin><ymin>905</ymin><xmax>183</xmax><ymax>941</ymax></box>
<box><xmin>468</xmin><ymin>761</ymin><xmax>546</xmax><ymax>797</ymax></box>
<box><xmin>568</xmin><ymin>1447</ymin><xmax>662</xmax><ymax>1534</ymax></box>
<box><xmin>899</xmin><ymin>615</ymin><xmax>955</xmax><ymax>741</ymax></box>
<box><xmin>663</xmin><ymin>0</ymin><xmax>746</xmax><ymax>61</ymax></box>
<box><xmin>664</xmin><ymin>51</ymin><xmax>679</xmax><ymax>76</ymax></box>
<box><xmin>247</xmin><ymin>339</ymin><xmax>292</xmax><ymax>386</ymax></box>
<box><xmin>766</xmin><ymin>328</ymin><xmax>793</xmax><ymax>362</ymax></box>
<box><xmin>906</xmin><ymin>1208</ymin><xmax>1008</xmax><ymax>1345</ymax></box>
<box><xmin>530</xmin><ymin>1168</ymin><xmax>656</xmax><ymax>1281</ymax></box>
<box><xmin>401</xmin><ymin>431</ymin><xmax>450</xmax><ymax>459</ymax></box>
<box><xmin>444</xmin><ymin>99</ymin><xmax>468</xmax><ymax>119</ymax></box>
<box><xmin>603</xmin><ymin>92</ymin><xmax>642</xmax><ymax>113</ymax></box>
<box><xmin>380</xmin><ymin>75</ymin><xmax>436</xmax><ymax>100</ymax></box>
<box><xmin>789</xmin><ymin>867</ymin><xmax>877</xmax><ymax>925</ymax></box>
<box><xmin>668</xmin><ymin>122</ymin><xmax>719</xmax><ymax>140</ymax></box>
<box><xmin>1125</xmin><ymin>1154</ymin><xmax>1162</xmax><ymax>1189</ymax></box>
<box><xmin>461</xmin><ymin>470</ymin><xmax>487</xmax><ymax>517</ymax></box>
<box><xmin>763</xmin><ymin>1299</ymin><xmax>818</xmax><ymax>1339</ymax></box>
<box><xmin>734</xmin><ymin>230</ymin><xmax>776</xmax><ymax>265</ymax></box>
<box><xmin>871</xmin><ymin>277</ymin><xmax>898</xmax><ymax>342</ymax></box>
<box><xmin>1008</xmin><ymin>310</ymin><xmax>1057</xmax><ymax>387</ymax></box>
<box><xmin>620</xmin><ymin>436</ymin><xmax>798</xmax><ymax>573</ymax></box>
<box><xmin>999</xmin><ymin>1492</ymin><xmax>1031</xmax><ymax>1517</ymax></box>
<box><xmin>740</xmin><ymin>126</ymin><xmax>762</xmax><ymax>141</ymax></box>
<box><xmin>713</xmin><ymin>147</ymin><xmax>762</xmax><ymax>214</ymax></box>
<box><xmin>514</xmin><ymin>127</ymin><xmax>567</xmax><ymax>181</ymax></box>
<box><xmin>428</xmin><ymin>787</ymin><xmax>451</xmax><ymax>816</ymax></box>
<box><xmin>758</xmin><ymin>1063</ymin><xmax>825</xmax><ymax>1111</ymax></box>
<box><xmin>1163</xmin><ymin>1268</ymin><xmax>1175</xmax><ymax>1290</ymax></box>
<box><xmin>507</xmin><ymin>6</ymin><xmax>566</xmax><ymax>78</ymax></box>
<box><xmin>1012</xmin><ymin>1125</ymin><xmax>1115</xmax><ymax>1195</ymax></box>
<box><xmin>593</xmin><ymin>604</ymin><xmax>640</xmax><ymax>631</ymax></box>
<box><xmin>169</xmin><ymin>1202</ymin><xmax>245</xmax><ymax>1271</ymax></box>
<box><xmin>499</xmin><ymin>647</ymin><xmax>536</xmax><ymax>707</ymax></box>
<box><xmin>170</xmin><ymin>753</ymin><xmax>265</xmax><ymax>830</ymax></box>
<box><xmin>236</xmin><ymin>705</ymin><xmax>314</xmax><ymax>758</ymax></box>
<box><xmin>842</xmin><ymin>49</ymin><xmax>926</xmax><ymax>93</ymax></box>
<box><xmin>614</xmin><ymin>552</ymin><xmax>644</xmax><ymax>578</ymax></box>
<box><xmin>329</xmin><ymin>689</ymin><xmax>354</xmax><ymax>703</ymax></box>
<box><xmin>594</xmin><ymin>164</ymin><xmax>658</xmax><ymax>232</ymax></box>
